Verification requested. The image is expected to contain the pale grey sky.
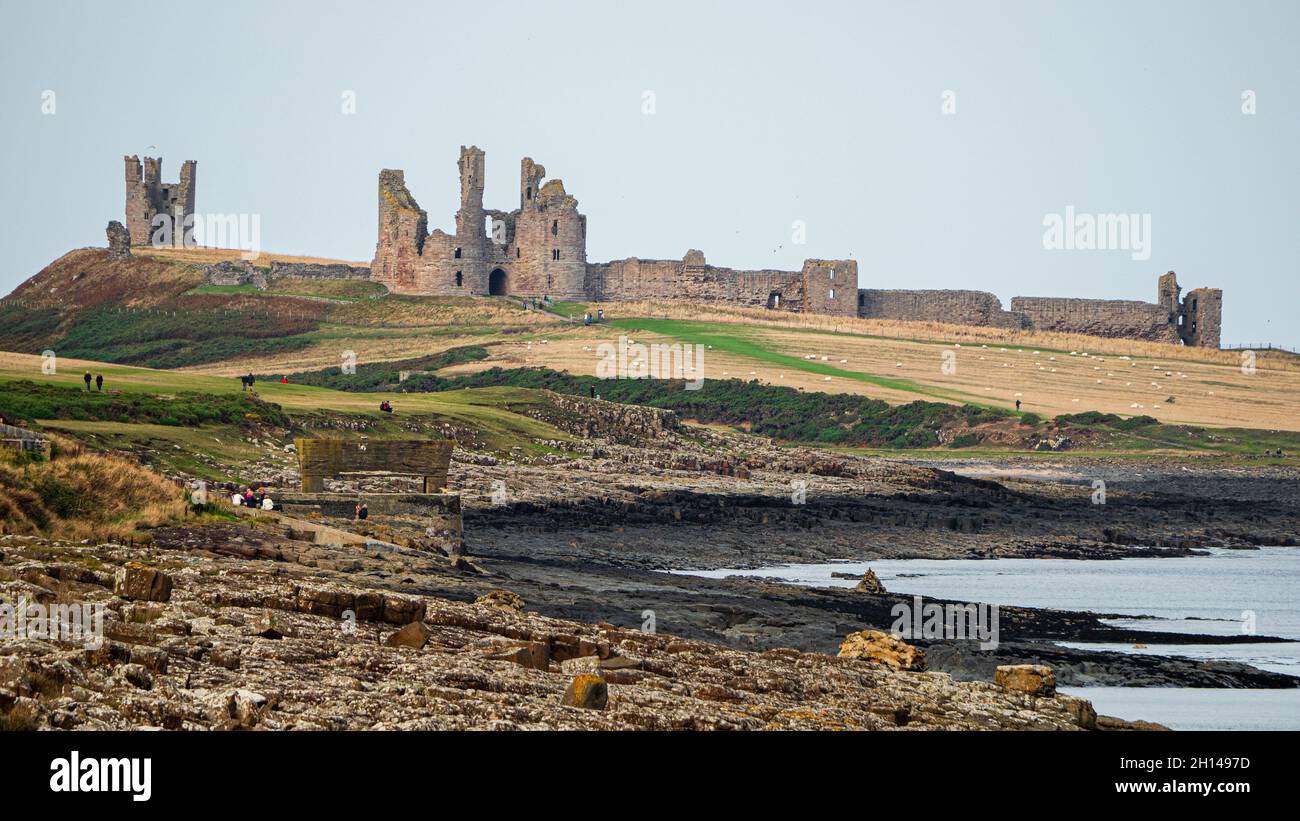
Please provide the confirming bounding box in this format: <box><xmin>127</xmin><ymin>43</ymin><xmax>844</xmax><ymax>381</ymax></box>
<box><xmin>1</xmin><ymin>0</ymin><xmax>1296</xmax><ymax>346</ymax></box>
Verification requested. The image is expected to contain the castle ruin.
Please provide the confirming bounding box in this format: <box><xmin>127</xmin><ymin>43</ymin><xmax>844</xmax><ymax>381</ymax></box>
<box><xmin>115</xmin><ymin>146</ymin><xmax>1222</xmax><ymax>348</ymax></box>
<box><xmin>369</xmin><ymin>146</ymin><xmax>858</xmax><ymax>318</ymax></box>
<box><xmin>369</xmin><ymin>146</ymin><xmax>1221</xmax><ymax>347</ymax></box>
<box><xmin>124</xmin><ymin>155</ymin><xmax>196</xmax><ymax>246</ymax></box>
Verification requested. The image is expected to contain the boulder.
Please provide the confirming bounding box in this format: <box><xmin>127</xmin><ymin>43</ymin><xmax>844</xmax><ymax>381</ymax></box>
<box><xmin>561</xmin><ymin>674</ymin><xmax>608</xmax><ymax>709</ymax></box>
<box><xmin>853</xmin><ymin>569</ymin><xmax>886</xmax><ymax>594</ymax></box>
<box><xmin>995</xmin><ymin>664</ymin><xmax>1056</xmax><ymax>697</ymax></box>
<box><xmin>1058</xmin><ymin>694</ymin><xmax>1097</xmax><ymax>729</ymax></box>
<box><xmin>837</xmin><ymin>629</ymin><xmax>927</xmax><ymax>672</ymax></box>
<box><xmin>252</xmin><ymin>610</ymin><xmax>295</xmax><ymax>640</ymax></box>
<box><xmin>385</xmin><ymin>621</ymin><xmax>432</xmax><ymax>650</ymax></box>
<box><xmin>475</xmin><ymin>590</ymin><xmax>524</xmax><ymax>612</ymax></box>
<box><xmin>113</xmin><ymin>564</ymin><xmax>173</xmax><ymax>602</ymax></box>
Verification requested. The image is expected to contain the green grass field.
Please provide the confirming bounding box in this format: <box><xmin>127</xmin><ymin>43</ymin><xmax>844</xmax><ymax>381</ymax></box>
<box><xmin>0</xmin><ymin>354</ymin><xmax>568</xmax><ymax>455</ymax></box>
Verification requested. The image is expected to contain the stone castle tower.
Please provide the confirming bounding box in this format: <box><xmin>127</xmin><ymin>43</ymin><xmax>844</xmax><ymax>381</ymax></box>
<box><xmin>371</xmin><ymin>146</ymin><xmax>586</xmax><ymax>298</ymax></box>
<box><xmin>124</xmin><ymin>155</ymin><xmax>196</xmax><ymax>246</ymax></box>
<box><xmin>1158</xmin><ymin>270</ymin><xmax>1222</xmax><ymax>348</ymax></box>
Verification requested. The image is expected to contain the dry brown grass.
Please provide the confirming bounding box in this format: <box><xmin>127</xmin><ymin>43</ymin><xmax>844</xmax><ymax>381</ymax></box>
<box><xmin>505</xmin><ymin>302</ymin><xmax>1300</xmax><ymax>431</ymax></box>
<box><xmin>0</xmin><ymin>433</ymin><xmax>187</xmax><ymax>541</ymax></box>
<box><xmin>591</xmin><ymin>300</ymin><xmax>1300</xmax><ymax>373</ymax></box>
<box><xmin>134</xmin><ymin>246</ymin><xmax>371</xmax><ymax>268</ymax></box>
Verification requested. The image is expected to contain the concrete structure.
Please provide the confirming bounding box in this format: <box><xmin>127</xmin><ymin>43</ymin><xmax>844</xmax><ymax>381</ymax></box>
<box><xmin>124</xmin><ymin>155</ymin><xmax>195</xmax><ymax>246</ymax></box>
<box><xmin>294</xmin><ymin>438</ymin><xmax>454</xmax><ymax>493</ymax></box>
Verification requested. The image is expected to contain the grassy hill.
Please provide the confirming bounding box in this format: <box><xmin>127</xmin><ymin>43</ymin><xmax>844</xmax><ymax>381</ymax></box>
<box><xmin>4</xmin><ymin>246</ymin><xmax>1300</xmax><ymax>437</ymax></box>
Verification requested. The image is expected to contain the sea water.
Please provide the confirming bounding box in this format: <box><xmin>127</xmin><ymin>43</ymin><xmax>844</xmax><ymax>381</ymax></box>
<box><xmin>678</xmin><ymin>547</ymin><xmax>1300</xmax><ymax>730</ymax></box>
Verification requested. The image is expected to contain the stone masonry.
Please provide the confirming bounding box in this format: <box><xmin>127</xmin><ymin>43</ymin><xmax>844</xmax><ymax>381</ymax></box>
<box><xmin>105</xmin><ymin>220</ymin><xmax>131</xmax><ymax>260</ymax></box>
<box><xmin>370</xmin><ymin>147</ymin><xmax>857</xmax><ymax>317</ymax></box>
<box><xmin>124</xmin><ymin>155</ymin><xmax>196</xmax><ymax>246</ymax></box>
<box><xmin>366</xmin><ymin>146</ymin><xmax>1217</xmax><ymax>345</ymax></box>
<box><xmin>116</xmin><ymin>147</ymin><xmax>1221</xmax><ymax>347</ymax></box>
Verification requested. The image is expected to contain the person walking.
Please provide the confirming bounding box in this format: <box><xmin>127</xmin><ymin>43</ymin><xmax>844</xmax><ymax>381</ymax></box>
<box><xmin>1015</xmin><ymin>399</ymin><xmax>1021</xmax><ymax>411</ymax></box>
<box><xmin>95</xmin><ymin>373</ymin><xmax>103</xmax><ymax>392</ymax></box>
<box><xmin>355</xmin><ymin>501</ymin><xmax>369</xmax><ymax>521</ymax></box>
<box><xmin>83</xmin><ymin>371</ymin><xmax>92</xmax><ymax>392</ymax></box>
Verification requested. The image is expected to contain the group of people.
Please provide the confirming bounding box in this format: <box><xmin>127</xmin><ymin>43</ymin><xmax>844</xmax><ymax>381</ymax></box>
<box><xmin>230</xmin><ymin>486</ymin><xmax>280</xmax><ymax>511</ymax></box>
<box><xmin>81</xmin><ymin>371</ymin><xmax>104</xmax><ymax>392</ymax></box>
<box><xmin>522</xmin><ymin>296</ymin><xmax>552</xmax><ymax>311</ymax></box>
<box><xmin>379</xmin><ymin>400</ymin><xmax>394</xmax><ymax>414</ymax></box>
<box><xmin>582</xmin><ymin>307</ymin><xmax>605</xmax><ymax>326</ymax></box>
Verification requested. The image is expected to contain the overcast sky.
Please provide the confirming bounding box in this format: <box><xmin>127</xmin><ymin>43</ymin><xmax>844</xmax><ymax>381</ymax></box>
<box><xmin>1</xmin><ymin>0</ymin><xmax>1296</xmax><ymax>347</ymax></box>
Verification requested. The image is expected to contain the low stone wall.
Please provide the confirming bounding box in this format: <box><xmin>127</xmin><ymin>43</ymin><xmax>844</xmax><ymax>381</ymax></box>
<box><xmin>205</xmin><ymin>260</ymin><xmax>268</xmax><ymax>288</ymax></box>
<box><xmin>268</xmin><ymin>261</ymin><xmax>371</xmax><ymax>281</ymax></box>
<box><xmin>0</xmin><ymin>422</ymin><xmax>51</xmax><ymax>458</ymax></box>
<box><xmin>205</xmin><ymin>260</ymin><xmax>369</xmax><ymax>289</ymax></box>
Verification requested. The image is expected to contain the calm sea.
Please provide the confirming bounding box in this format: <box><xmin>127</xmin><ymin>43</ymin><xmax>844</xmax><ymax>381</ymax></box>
<box><xmin>678</xmin><ymin>547</ymin><xmax>1300</xmax><ymax>730</ymax></box>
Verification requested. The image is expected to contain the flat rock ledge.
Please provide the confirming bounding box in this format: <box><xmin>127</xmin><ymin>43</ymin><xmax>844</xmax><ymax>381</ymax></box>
<box><xmin>0</xmin><ymin>535</ymin><xmax>1147</xmax><ymax>731</ymax></box>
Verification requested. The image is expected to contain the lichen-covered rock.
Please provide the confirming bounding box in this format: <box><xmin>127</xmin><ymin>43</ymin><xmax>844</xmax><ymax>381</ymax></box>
<box><xmin>838</xmin><ymin>629</ymin><xmax>927</xmax><ymax>672</ymax></box>
<box><xmin>561</xmin><ymin>674</ymin><xmax>608</xmax><ymax>709</ymax></box>
<box><xmin>475</xmin><ymin>590</ymin><xmax>524</xmax><ymax>612</ymax></box>
<box><xmin>113</xmin><ymin>564</ymin><xmax>172</xmax><ymax>602</ymax></box>
<box><xmin>854</xmin><ymin>569</ymin><xmax>886</xmax><ymax>594</ymax></box>
<box><xmin>0</xmin><ymin>532</ymin><xmax>1145</xmax><ymax>731</ymax></box>
<box><xmin>995</xmin><ymin>664</ymin><xmax>1056</xmax><ymax>697</ymax></box>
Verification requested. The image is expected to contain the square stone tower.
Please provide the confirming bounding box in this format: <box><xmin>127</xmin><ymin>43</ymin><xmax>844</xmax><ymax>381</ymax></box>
<box><xmin>124</xmin><ymin>155</ymin><xmax>196</xmax><ymax>246</ymax></box>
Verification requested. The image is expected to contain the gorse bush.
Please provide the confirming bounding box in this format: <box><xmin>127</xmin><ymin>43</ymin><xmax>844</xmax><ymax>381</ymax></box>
<box><xmin>0</xmin><ymin>443</ymin><xmax>187</xmax><ymax>539</ymax></box>
<box><xmin>50</xmin><ymin>306</ymin><xmax>317</xmax><ymax>368</ymax></box>
<box><xmin>0</xmin><ymin>380</ymin><xmax>290</xmax><ymax>428</ymax></box>
<box><xmin>264</xmin><ymin>345</ymin><xmax>490</xmax><ymax>390</ymax></box>
<box><xmin>394</xmin><ymin>367</ymin><xmax>1009</xmax><ymax>448</ymax></box>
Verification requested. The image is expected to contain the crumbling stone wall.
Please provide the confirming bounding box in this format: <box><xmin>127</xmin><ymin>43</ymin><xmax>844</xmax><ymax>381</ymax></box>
<box><xmin>1009</xmin><ymin>297</ymin><xmax>1181</xmax><ymax>343</ymax></box>
<box><xmin>371</xmin><ymin>147</ymin><xmax>586</xmax><ymax>299</ymax></box>
<box><xmin>106</xmin><ymin>221</ymin><xmax>131</xmax><ymax>260</ymax></box>
<box><xmin>856</xmin><ymin>271</ymin><xmax>1221</xmax><ymax>348</ymax></box>
<box><xmin>1155</xmin><ymin>271</ymin><xmax>1222</xmax><ymax>348</ymax></box>
<box><xmin>586</xmin><ymin>251</ymin><xmax>807</xmax><ymax>309</ymax></box>
<box><xmin>584</xmin><ymin>251</ymin><xmax>860</xmax><ymax>317</ymax></box>
<box><xmin>857</xmin><ymin>289</ymin><xmax>1026</xmax><ymax>328</ymax></box>
<box><xmin>206</xmin><ymin>260</ymin><xmax>370</xmax><ymax>289</ymax></box>
<box><xmin>363</xmin><ymin>145</ymin><xmax>1223</xmax><ymax>344</ymax></box>
<box><xmin>269</xmin><ymin>261</ymin><xmax>370</xmax><ymax>281</ymax></box>
<box><xmin>124</xmin><ymin>155</ymin><xmax>195</xmax><ymax>246</ymax></box>
<box><xmin>205</xmin><ymin>260</ymin><xmax>268</xmax><ymax>288</ymax></box>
